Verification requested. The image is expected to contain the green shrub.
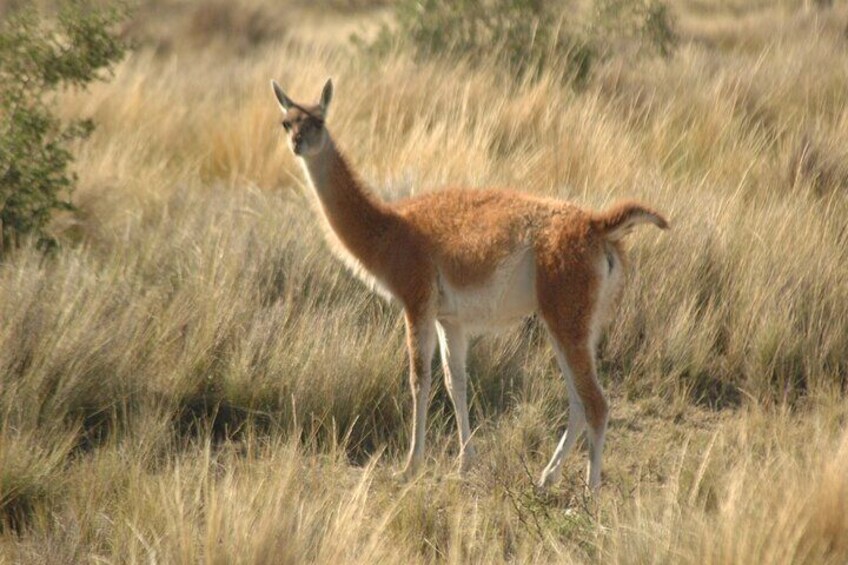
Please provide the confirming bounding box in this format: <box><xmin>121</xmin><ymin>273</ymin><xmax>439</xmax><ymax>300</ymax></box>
<box><xmin>0</xmin><ymin>2</ymin><xmax>127</xmax><ymax>255</ymax></box>
<box><xmin>358</xmin><ymin>0</ymin><xmax>592</xmax><ymax>83</ymax></box>
<box><xmin>356</xmin><ymin>0</ymin><xmax>676</xmax><ymax>84</ymax></box>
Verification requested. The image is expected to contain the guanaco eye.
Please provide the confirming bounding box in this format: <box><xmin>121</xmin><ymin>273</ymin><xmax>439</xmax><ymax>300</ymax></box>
<box><xmin>281</xmin><ymin>120</ymin><xmax>291</xmax><ymax>131</ymax></box>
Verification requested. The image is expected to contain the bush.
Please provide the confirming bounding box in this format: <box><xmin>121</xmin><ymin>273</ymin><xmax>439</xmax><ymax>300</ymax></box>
<box><xmin>592</xmin><ymin>0</ymin><xmax>677</xmax><ymax>58</ymax></box>
<box><xmin>360</xmin><ymin>0</ymin><xmax>593</xmax><ymax>83</ymax></box>
<box><xmin>0</xmin><ymin>2</ymin><xmax>127</xmax><ymax>255</ymax></box>
<box><xmin>356</xmin><ymin>0</ymin><xmax>676</xmax><ymax>84</ymax></box>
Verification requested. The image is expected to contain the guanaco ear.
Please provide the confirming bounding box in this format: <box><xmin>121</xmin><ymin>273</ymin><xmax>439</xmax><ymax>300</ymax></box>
<box><xmin>319</xmin><ymin>78</ymin><xmax>333</xmax><ymax>116</ymax></box>
<box><xmin>271</xmin><ymin>80</ymin><xmax>293</xmax><ymax>112</ymax></box>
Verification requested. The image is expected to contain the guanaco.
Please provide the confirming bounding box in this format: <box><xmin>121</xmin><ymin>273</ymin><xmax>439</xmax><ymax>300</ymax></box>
<box><xmin>270</xmin><ymin>78</ymin><xmax>668</xmax><ymax>491</ymax></box>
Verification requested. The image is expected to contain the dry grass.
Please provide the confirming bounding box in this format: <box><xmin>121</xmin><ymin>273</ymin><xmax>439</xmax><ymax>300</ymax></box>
<box><xmin>1</xmin><ymin>0</ymin><xmax>848</xmax><ymax>562</ymax></box>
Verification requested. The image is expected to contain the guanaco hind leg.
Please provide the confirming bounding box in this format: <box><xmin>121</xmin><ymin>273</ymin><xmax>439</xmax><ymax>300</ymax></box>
<box><xmin>537</xmin><ymin>329</ymin><xmax>588</xmax><ymax>488</ymax></box>
<box><xmin>538</xmin><ymin>326</ymin><xmax>608</xmax><ymax>491</ymax></box>
<box><xmin>535</xmin><ymin>246</ymin><xmax>611</xmax><ymax>492</ymax></box>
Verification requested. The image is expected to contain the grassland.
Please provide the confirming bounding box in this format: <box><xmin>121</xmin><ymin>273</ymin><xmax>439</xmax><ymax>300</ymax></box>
<box><xmin>1</xmin><ymin>0</ymin><xmax>848</xmax><ymax>562</ymax></box>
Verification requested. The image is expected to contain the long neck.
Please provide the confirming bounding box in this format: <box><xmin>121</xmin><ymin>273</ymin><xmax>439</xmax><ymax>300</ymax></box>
<box><xmin>300</xmin><ymin>136</ymin><xmax>392</xmax><ymax>267</ymax></box>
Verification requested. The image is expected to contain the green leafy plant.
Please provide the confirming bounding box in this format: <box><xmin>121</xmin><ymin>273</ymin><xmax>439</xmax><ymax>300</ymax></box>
<box><xmin>0</xmin><ymin>2</ymin><xmax>127</xmax><ymax>255</ymax></box>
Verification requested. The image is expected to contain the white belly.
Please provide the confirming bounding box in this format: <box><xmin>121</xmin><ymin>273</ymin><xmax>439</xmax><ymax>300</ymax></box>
<box><xmin>436</xmin><ymin>249</ymin><xmax>537</xmax><ymax>333</ymax></box>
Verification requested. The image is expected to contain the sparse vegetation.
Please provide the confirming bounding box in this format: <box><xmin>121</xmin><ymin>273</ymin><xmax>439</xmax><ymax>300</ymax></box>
<box><xmin>1</xmin><ymin>0</ymin><xmax>847</xmax><ymax>562</ymax></box>
<box><xmin>357</xmin><ymin>0</ymin><xmax>677</xmax><ymax>83</ymax></box>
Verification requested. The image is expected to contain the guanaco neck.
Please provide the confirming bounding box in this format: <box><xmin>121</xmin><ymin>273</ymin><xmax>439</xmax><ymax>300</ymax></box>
<box><xmin>299</xmin><ymin>136</ymin><xmax>394</xmax><ymax>269</ymax></box>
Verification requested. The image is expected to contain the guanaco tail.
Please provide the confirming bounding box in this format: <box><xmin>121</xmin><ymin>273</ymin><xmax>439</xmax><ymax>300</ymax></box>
<box><xmin>270</xmin><ymin>78</ymin><xmax>669</xmax><ymax>491</ymax></box>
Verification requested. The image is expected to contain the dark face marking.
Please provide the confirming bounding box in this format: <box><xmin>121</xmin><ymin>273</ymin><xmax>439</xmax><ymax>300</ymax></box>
<box><xmin>280</xmin><ymin>104</ymin><xmax>327</xmax><ymax>156</ymax></box>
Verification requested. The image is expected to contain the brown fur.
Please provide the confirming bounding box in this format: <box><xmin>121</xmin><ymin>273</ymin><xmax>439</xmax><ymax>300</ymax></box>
<box><xmin>590</xmin><ymin>200</ymin><xmax>670</xmax><ymax>242</ymax></box>
<box><xmin>395</xmin><ymin>189</ymin><xmax>572</xmax><ymax>287</ymax></box>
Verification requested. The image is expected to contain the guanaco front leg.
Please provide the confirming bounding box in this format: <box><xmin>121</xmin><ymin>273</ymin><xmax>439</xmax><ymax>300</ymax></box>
<box><xmin>436</xmin><ymin>321</ymin><xmax>475</xmax><ymax>472</ymax></box>
<box><xmin>400</xmin><ymin>311</ymin><xmax>436</xmax><ymax>477</ymax></box>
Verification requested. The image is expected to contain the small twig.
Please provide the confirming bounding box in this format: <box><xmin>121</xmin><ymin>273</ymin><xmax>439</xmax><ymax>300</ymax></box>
<box><xmin>502</xmin><ymin>481</ymin><xmax>544</xmax><ymax>542</ymax></box>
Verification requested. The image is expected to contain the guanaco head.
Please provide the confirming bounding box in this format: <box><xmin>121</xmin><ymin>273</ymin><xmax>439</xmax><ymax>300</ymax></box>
<box><xmin>270</xmin><ymin>78</ymin><xmax>333</xmax><ymax>157</ymax></box>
